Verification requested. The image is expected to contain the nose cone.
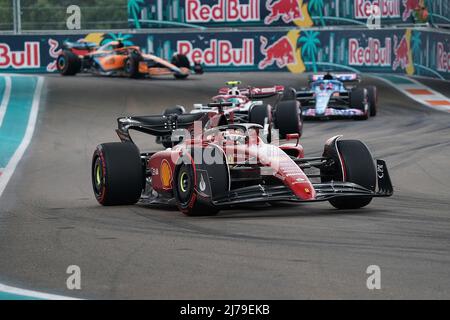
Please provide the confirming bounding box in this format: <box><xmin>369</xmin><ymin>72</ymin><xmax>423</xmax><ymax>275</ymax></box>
<box><xmin>315</xmin><ymin>93</ymin><xmax>330</xmax><ymax>115</ymax></box>
<box><xmin>287</xmin><ymin>177</ymin><xmax>316</xmax><ymax>200</ymax></box>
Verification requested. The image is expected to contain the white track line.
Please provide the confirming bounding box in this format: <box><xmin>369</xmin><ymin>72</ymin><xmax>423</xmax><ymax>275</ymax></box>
<box><xmin>0</xmin><ymin>283</ymin><xmax>80</xmax><ymax>300</ymax></box>
<box><xmin>0</xmin><ymin>76</ymin><xmax>43</xmax><ymax>198</ymax></box>
<box><xmin>0</xmin><ymin>76</ymin><xmax>12</xmax><ymax>127</ymax></box>
<box><xmin>0</xmin><ymin>75</ymin><xmax>79</xmax><ymax>300</ymax></box>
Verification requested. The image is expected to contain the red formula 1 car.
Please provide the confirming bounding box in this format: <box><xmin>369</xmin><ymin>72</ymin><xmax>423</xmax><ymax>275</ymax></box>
<box><xmin>57</xmin><ymin>39</ymin><xmax>203</xmax><ymax>79</ymax></box>
<box><xmin>91</xmin><ymin>115</ymin><xmax>393</xmax><ymax>216</ymax></box>
<box><xmin>157</xmin><ymin>81</ymin><xmax>303</xmax><ymax>148</ymax></box>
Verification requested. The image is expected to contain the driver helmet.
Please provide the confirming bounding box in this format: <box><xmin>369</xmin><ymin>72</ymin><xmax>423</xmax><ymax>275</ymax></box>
<box><xmin>116</xmin><ymin>39</ymin><xmax>124</xmax><ymax>49</ymax></box>
<box><xmin>228</xmin><ymin>87</ymin><xmax>240</xmax><ymax>96</ymax></box>
<box><xmin>323</xmin><ymin>72</ymin><xmax>333</xmax><ymax>80</ymax></box>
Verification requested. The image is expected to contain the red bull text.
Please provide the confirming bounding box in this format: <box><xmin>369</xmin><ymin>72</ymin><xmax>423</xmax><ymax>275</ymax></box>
<box><xmin>186</xmin><ymin>0</ymin><xmax>260</xmax><ymax>22</ymax></box>
<box><xmin>354</xmin><ymin>0</ymin><xmax>401</xmax><ymax>19</ymax></box>
<box><xmin>177</xmin><ymin>39</ymin><xmax>254</xmax><ymax>66</ymax></box>
<box><xmin>349</xmin><ymin>38</ymin><xmax>392</xmax><ymax>66</ymax></box>
<box><xmin>437</xmin><ymin>42</ymin><xmax>449</xmax><ymax>73</ymax></box>
<box><xmin>0</xmin><ymin>42</ymin><xmax>40</xmax><ymax>69</ymax></box>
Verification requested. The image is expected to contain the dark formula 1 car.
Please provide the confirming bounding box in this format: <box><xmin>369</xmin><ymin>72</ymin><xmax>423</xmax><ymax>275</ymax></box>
<box><xmin>157</xmin><ymin>81</ymin><xmax>303</xmax><ymax>148</ymax></box>
<box><xmin>292</xmin><ymin>73</ymin><xmax>378</xmax><ymax>120</ymax></box>
<box><xmin>56</xmin><ymin>39</ymin><xmax>203</xmax><ymax>79</ymax></box>
<box><xmin>91</xmin><ymin>116</ymin><xmax>393</xmax><ymax>216</ymax></box>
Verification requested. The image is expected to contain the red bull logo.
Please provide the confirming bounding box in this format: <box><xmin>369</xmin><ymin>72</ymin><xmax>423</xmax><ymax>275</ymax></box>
<box><xmin>177</xmin><ymin>39</ymin><xmax>254</xmax><ymax>66</ymax></box>
<box><xmin>258</xmin><ymin>36</ymin><xmax>296</xmax><ymax>69</ymax></box>
<box><xmin>349</xmin><ymin>38</ymin><xmax>392</xmax><ymax>66</ymax></box>
<box><xmin>402</xmin><ymin>0</ymin><xmax>419</xmax><ymax>21</ymax></box>
<box><xmin>392</xmin><ymin>34</ymin><xmax>409</xmax><ymax>70</ymax></box>
<box><xmin>46</xmin><ymin>38</ymin><xmax>62</xmax><ymax>72</ymax></box>
<box><xmin>0</xmin><ymin>42</ymin><xmax>40</xmax><ymax>69</ymax></box>
<box><xmin>186</xmin><ymin>0</ymin><xmax>260</xmax><ymax>22</ymax></box>
<box><xmin>354</xmin><ymin>0</ymin><xmax>401</xmax><ymax>19</ymax></box>
<box><xmin>437</xmin><ymin>42</ymin><xmax>449</xmax><ymax>73</ymax></box>
<box><xmin>264</xmin><ymin>0</ymin><xmax>303</xmax><ymax>24</ymax></box>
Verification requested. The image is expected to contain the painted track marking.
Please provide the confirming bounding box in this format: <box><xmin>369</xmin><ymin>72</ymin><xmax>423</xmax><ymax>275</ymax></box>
<box><xmin>0</xmin><ymin>76</ymin><xmax>12</xmax><ymax>127</ymax></box>
<box><xmin>373</xmin><ymin>74</ymin><xmax>450</xmax><ymax>112</ymax></box>
<box><xmin>0</xmin><ymin>283</ymin><xmax>79</xmax><ymax>300</ymax></box>
<box><xmin>0</xmin><ymin>76</ymin><xmax>43</xmax><ymax>198</ymax></box>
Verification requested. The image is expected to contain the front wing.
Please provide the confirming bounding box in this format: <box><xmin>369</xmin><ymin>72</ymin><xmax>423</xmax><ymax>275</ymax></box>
<box><xmin>212</xmin><ymin>160</ymin><xmax>392</xmax><ymax>207</ymax></box>
<box><xmin>302</xmin><ymin>107</ymin><xmax>365</xmax><ymax>118</ymax></box>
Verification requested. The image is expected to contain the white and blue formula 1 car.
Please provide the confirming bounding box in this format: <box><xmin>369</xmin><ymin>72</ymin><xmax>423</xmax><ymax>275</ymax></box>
<box><xmin>291</xmin><ymin>73</ymin><xmax>378</xmax><ymax>120</ymax></box>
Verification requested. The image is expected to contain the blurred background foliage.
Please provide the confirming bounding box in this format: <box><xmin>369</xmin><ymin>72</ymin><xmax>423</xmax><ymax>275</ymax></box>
<box><xmin>0</xmin><ymin>0</ymin><xmax>127</xmax><ymax>31</ymax></box>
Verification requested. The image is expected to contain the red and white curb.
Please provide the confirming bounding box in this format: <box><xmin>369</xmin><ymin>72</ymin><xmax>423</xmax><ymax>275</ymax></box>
<box><xmin>374</xmin><ymin>75</ymin><xmax>450</xmax><ymax>112</ymax></box>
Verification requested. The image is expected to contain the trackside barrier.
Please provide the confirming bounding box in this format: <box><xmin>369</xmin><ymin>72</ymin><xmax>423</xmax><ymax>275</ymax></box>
<box><xmin>0</xmin><ymin>28</ymin><xmax>448</xmax><ymax>79</ymax></box>
<box><xmin>128</xmin><ymin>0</ymin><xmax>449</xmax><ymax>29</ymax></box>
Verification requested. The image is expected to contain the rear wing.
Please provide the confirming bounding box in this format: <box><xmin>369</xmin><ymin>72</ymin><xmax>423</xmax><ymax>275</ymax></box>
<box><xmin>308</xmin><ymin>73</ymin><xmax>360</xmax><ymax>83</ymax></box>
<box><xmin>218</xmin><ymin>85</ymin><xmax>285</xmax><ymax>99</ymax></box>
<box><xmin>116</xmin><ymin>113</ymin><xmax>208</xmax><ymax>142</ymax></box>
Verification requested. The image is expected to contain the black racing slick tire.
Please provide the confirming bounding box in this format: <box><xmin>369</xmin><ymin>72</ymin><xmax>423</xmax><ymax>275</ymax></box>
<box><xmin>328</xmin><ymin>140</ymin><xmax>376</xmax><ymax>209</ymax></box>
<box><xmin>274</xmin><ymin>100</ymin><xmax>303</xmax><ymax>139</ymax></box>
<box><xmin>350</xmin><ymin>88</ymin><xmax>369</xmax><ymax>120</ymax></box>
<box><xmin>92</xmin><ymin>142</ymin><xmax>144</xmax><ymax>206</ymax></box>
<box><xmin>173</xmin><ymin>163</ymin><xmax>219</xmax><ymax>216</ymax></box>
<box><xmin>57</xmin><ymin>50</ymin><xmax>81</xmax><ymax>76</ymax></box>
<box><xmin>249</xmin><ymin>104</ymin><xmax>271</xmax><ymax>127</ymax></box>
<box><xmin>125</xmin><ymin>52</ymin><xmax>142</xmax><ymax>79</ymax></box>
<box><xmin>366</xmin><ymin>85</ymin><xmax>378</xmax><ymax>117</ymax></box>
<box><xmin>163</xmin><ymin>106</ymin><xmax>185</xmax><ymax>116</ymax></box>
<box><xmin>171</xmin><ymin>54</ymin><xmax>190</xmax><ymax>79</ymax></box>
<box><xmin>281</xmin><ymin>87</ymin><xmax>296</xmax><ymax>101</ymax></box>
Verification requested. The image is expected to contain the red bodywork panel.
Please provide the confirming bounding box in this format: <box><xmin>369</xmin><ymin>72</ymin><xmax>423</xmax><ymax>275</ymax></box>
<box><xmin>149</xmin><ymin>131</ymin><xmax>315</xmax><ymax>201</ymax></box>
<box><xmin>218</xmin><ymin>85</ymin><xmax>285</xmax><ymax>98</ymax></box>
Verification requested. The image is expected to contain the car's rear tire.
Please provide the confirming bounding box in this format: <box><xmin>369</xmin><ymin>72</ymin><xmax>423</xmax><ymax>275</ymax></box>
<box><xmin>92</xmin><ymin>142</ymin><xmax>144</xmax><ymax>206</ymax></box>
<box><xmin>350</xmin><ymin>88</ymin><xmax>369</xmax><ymax>120</ymax></box>
<box><xmin>57</xmin><ymin>50</ymin><xmax>81</xmax><ymax>76</ymax></box>
<box><xmin>281</xmin><ymin>87</ymin><xmax>296</xmax><ymax>101</ymax></box>
<box><xmin>173</xmin><ymin>163</ymin><xmax>219</xmax><ymax>216</ymax></box>
<box><xmin>163</xmin><ymin>106</ymin><xmax>185</xmax><ymax>116</ymax></box>
<box><xmin>125</xmin><ymin>52</ymin><xmax>142</xmax><ymax>79</ymax></box>
<box><xmin>366</xmin><ymin>86</ymin><xmax>378</xmax><ymax>117</ymax></box>
<box><xmin>274</xmin><ymin>100</ymin><xmax>303</xmax><ymax>139</ymax></box>
<box><xmin>327</xmin><ymin>140</ymin><xmax>376</xmax><ymax>209</ymax></box>
<box><xmin>171</xmin><ymin>54</ymin><xmax>190</xmax><ymax>79</ymax></box>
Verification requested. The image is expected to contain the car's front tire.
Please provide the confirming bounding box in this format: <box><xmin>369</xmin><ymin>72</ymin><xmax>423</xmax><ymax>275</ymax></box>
<box><xmin>350</xmin><ymin>88</ymin><xmax>369</xmax><ymax>120</ymax></box>
<box><xmin>326</xmin><ymin>140</ymin><xmax>376</xmax><ymax>209</ymax></box>
<box><xmin>92</xmin><ymin>142</ymin><xmax>144</xmax><ymax>206</ymax></box>
<box><xmin>173</xmin><ymin>163</ymin><xmax>219</xmax><ymax>216</ymax></box>
<box><xmin>171</xmin><ymin>54</ymin><xmax>190</xmax><ymax>79</ymax></box>
<box><xmin>366</xmin><ymin>86</ymin><xmax>378</xmax><ymax>117</ymax></box>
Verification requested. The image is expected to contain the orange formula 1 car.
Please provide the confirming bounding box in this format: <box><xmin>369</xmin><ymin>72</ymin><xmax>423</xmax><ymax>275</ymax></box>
<box><xmin>56</xmin><ymin>40</ymin><xmax>203</xmax><ymax>79</ymax></box>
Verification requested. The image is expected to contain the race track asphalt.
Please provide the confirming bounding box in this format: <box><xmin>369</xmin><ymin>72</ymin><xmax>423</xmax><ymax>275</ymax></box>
<box><xmin>0</xmin><ymin>72</ymin><xmax>449</xmax><ymax>299</ymax></box>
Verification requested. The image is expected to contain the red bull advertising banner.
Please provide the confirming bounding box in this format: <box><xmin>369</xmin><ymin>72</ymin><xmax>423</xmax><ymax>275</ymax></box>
<box><xmin>127</xmin><ymin>0</ymin><xmax>447</xmax><ymax>28</ymax></box>
<box><xmin>0</xmin><ymin>28</ymin><xmax>448</xmax><ymax>80</ymax></box>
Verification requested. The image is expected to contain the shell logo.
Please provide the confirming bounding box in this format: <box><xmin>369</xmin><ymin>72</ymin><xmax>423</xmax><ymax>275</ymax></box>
<box><xmin>160</xmin><ymin>159</ymin><xmax>172</xmax><ymax>189</ymax></box>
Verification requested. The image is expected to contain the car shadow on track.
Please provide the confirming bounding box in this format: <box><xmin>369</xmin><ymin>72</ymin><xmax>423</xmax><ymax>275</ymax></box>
<box><xmin>137</xmin><ymin>202</ymin><xmax>382</xmax><ymax>220</ymax></box>
<box><xmin>211</xmin><ymin>204</ymin><xmax>381</xmax><ymax>220</ymax></box>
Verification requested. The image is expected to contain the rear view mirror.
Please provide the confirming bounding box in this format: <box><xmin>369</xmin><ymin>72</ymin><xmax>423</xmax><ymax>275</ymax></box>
<box><xmin>286</xmin><ymin>133</ymin><xmax>300</xmax><ymax>145</ymax></box>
